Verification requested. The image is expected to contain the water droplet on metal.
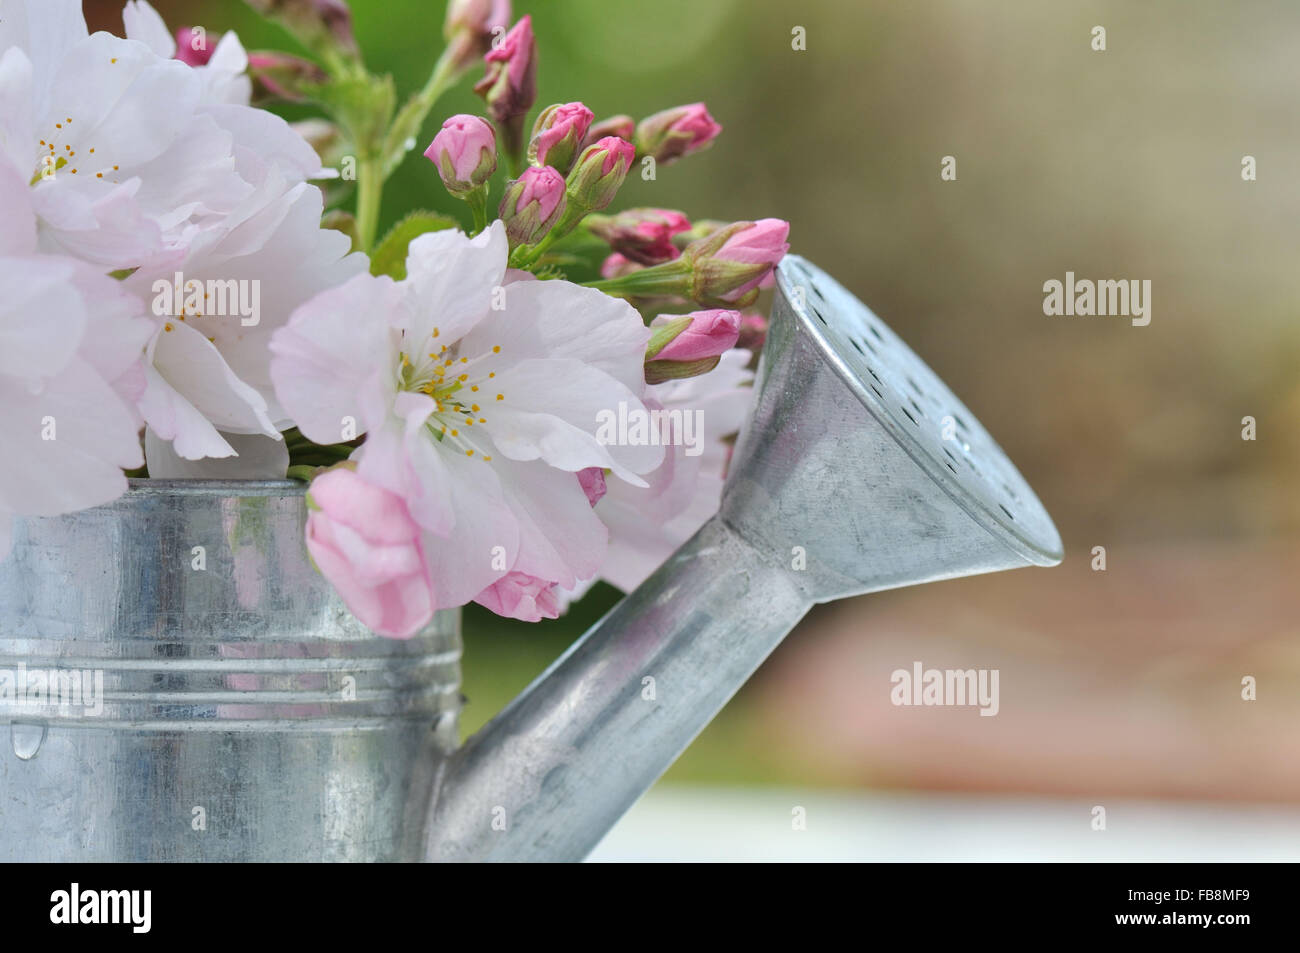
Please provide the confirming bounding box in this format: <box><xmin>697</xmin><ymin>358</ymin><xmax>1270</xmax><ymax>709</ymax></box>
<box><xmin>11</xmin><ymin>722</ymin><xmax>46</xmax><ymax>760</ymax></box>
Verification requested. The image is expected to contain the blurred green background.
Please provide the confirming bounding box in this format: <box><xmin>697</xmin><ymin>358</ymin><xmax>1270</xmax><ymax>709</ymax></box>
<box><xmin>90</xmin><ymin>1</ymin><xmax>1299</xmax><ymax>801</ymax></box>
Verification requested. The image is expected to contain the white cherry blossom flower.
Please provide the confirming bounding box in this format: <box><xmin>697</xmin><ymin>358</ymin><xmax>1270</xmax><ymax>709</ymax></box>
<box><xmin>0</xmin><ymin>159</ymin><xmax>152</xmax><ymax>558</ymax></box>
<box><xmin>271</xmin><ymin>222</ymin><xmax>664</xmax><ymax>607</ymax></box>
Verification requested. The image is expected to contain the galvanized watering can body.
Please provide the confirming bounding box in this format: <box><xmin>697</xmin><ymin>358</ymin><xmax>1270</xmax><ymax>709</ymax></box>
<box><xmin>0</xmin><ymin>482</ymin><xmax>460</xmax><ymax>861</ymax></box>
<box><xmin>0</xmin><ymin>258</ymin><xmax>1063</xmax><ymax>862</ymax></box>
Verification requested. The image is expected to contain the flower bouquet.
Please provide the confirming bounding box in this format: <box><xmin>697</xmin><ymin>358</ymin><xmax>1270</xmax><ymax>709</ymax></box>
<box><xmin>1</xmin><ymin>0</ymin><xmax>789</xmax><ymax>638</ymax></box>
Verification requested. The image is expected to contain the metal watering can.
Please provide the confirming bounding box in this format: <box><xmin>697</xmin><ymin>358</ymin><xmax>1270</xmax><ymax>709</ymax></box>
<box><xmin>0</xmin><ymin>258</ymin><xmax>1062</xmax><ymax>862</ymax></box>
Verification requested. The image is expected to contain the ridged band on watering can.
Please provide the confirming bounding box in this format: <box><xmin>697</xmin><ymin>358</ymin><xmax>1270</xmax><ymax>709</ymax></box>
<box><xmin>0</xmin><ymin>481</ymin><xmax>461</xmax><ymax>862</ymax></box>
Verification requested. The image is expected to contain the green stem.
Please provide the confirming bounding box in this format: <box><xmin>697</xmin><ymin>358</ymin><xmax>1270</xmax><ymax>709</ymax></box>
<box><xmin>289</xmin><ymin>443</ymin><xmax>355</xmax><ymax>469</ymax></box>
<box><xmin>511</xmin><ymin>201</ymin><xmax>593</xmax><ymax>269</ymax></box>
<box><xmin>425</xmin><ymin>57</ymin><xmax>458</xmax><ymax>113</ymax></box>
<box><xmin>381</xmin><ymin>50</ymin><xmax>461</xmax><ymax>180</ymax></box>
<box><xmin>465</xmin><ymin>187</ymin><xmax>489</xmax><ymax>235</ymax></box>
<box><xmin>583</xmin><ymin>258</ymin><xmax>693</xmax><ymax>296</ymax></box>
<box><xmin>355</xmin><ymin>154</ymin><xmax>384</xmax><ymax>252</ymax></box>
<box><xmin>286</xmin><ymin>464</ymin><xmax>321</xmax><ymax>483</ymax></box>
<box><xmin>411</xmin><ymin>53</ymin><xmax>458</xmax><ymax>132</ymax></box>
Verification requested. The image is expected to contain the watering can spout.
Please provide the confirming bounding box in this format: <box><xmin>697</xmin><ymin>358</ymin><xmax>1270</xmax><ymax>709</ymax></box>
<box><xmin>424</xmin><ymin>257</ymin><xmax>1062</xmax><ymax>862</ymax></box>
<box><xmin>424</xmin><ymin>517</ymin><xmax>809</xmax><ymax>862</ymax></box>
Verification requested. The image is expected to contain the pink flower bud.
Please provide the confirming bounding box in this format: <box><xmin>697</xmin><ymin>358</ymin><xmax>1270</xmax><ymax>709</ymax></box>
<box><xmin>566</xmin><ymin>136</ymin><xmax>635</xmax><ymax>213</ymax></box>
<box><xmin>736</xmin><ymin>312</ymin><xmax>768</xmax><ymax>353</ymax></box>
<box><xmin>247</xmin><ymin>51</ymin><xmax>328</xmax><ymax>102</ymax></box>
<box><xmin>245</xmin><ymin>0</ymin><xmax>358</xmax><ymax>58</ymax></box>
<box><xmin>642</xmin><ymin>309</ymin><xmax>739</xmax><ymax>384</ymax></box>
<box><xmin>577</xmin><ymin>467</ymin><xmax>607</xmax><ymax>507</ymax></box>
<box><xmin>444</xmin><ymin>0</ymin><xmax>512</xmax><ymax>73</ymax></box>
<box><xmin>475</xmin><ymin>571</ymin><xmax>560</xmax><ymax>622</ymax></box>
<box><xmin>635</xmin><ymin>102</ymin><xmax>721</xmax><ymax>165</ymax></box>
<box><xmin>446</xmin><ymin>0</ymin><xmax>512</xmax><ymax>36</ymax></box>
<box><xmin>671</xmin><ymin>218</ymin><xmax>726</xmax><ymax>253</ymax></box>
<box><xmin>684</xmin><ymin>218</ymin><xmax>790</xmax><ymax>304</ymax></box>
<box><xmin>649</xmin><ymin>309</ymin><xmax>741</xmax><ymax>363</ymax></box>
<box><xmin>582</xmin><ymin>114</ymin><xmax>635</xmax><ymax>150</ymax></box>
<box><xmin>600</xmin><ymin>253</ymin><xmax>639</xmax><ymax>279</ymax></box>
<box><xmin>174</xmin><ymin>27</ymin><xmax>215</xmax><ymax>67</ymax></box>
<box><xmin>424</xmin><ymin>114</ymin><xmax>498</xmax><ymax>195</ymax></box>
<box><xmin>528</xmin><ymin>102</ymin><xmax>594</xmax><ymax>174</ymax></box>
<box><xmin>473</xmin><ymin>15</ymin><xmax>537</xmax><ymax>162</ymax></box>
<box><xmin>498</xmin><ymin>165</ymin><xmax>567</xmax><ymax>246</ymax></box>
<box><xmin>305</xmin><ymin>467</ymin><xmax>435</xmax><ymax>640</ymax></box>
<box><xmin>587</xmin><ymin>208</ymin><xmax>691</xmax><ymax>265</ymax></box>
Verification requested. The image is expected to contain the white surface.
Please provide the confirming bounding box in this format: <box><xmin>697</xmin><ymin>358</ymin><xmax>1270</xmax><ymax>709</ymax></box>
<box><xmin>587</xmin><ymin>787</ymin><xmax>1300</xmax><ymax>862</ymax></box>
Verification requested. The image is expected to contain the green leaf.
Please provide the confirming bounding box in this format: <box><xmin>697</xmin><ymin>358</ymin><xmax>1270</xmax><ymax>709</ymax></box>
<box><xmin>286</xmin><ymin>465</ymin><xmax>321</xmax><ymax>485</ymax></box>
<box><xmin>370</xmin><ymin>211</ymin><xmax>458</xmax><ymax>279</ymax></box>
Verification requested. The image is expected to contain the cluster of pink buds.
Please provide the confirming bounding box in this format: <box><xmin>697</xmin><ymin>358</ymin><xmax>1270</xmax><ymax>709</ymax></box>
<box><xmin>417</xmin><ymin>8</ymin><xmax>787</xmax><ymax>382</ymax></box>
<box><xmin>505</xmin><ymin>133</ymin><xmax>637</xmax><ymax>266</ymax></box>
